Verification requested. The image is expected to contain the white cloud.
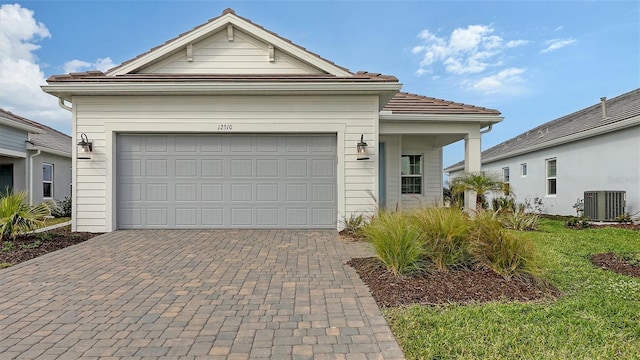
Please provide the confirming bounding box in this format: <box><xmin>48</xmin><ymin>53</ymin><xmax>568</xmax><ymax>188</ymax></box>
<box><xmin>505</xmin><ymin>39</ymin><xmax>530</xmax><ymax>48</ymax></box>
<box><xmin>413</xmin><ymin>24</ymin><xmax>527</xmax><ymax>77</ymax></box>
<box><xmin>540</xmin><ymin>38</ymin><xmax>576</xmax><ymax>53</ymax></box>
<box><xmin>472</xmin><ymin>68</ymin><xmax>525</xmax><ymax>94</ymax></box>
<box><xmin>64</xmin><ymin>57</ymin><xmax>116</xmax><ymax>73</ymax></box>
<box><xmin>0</xmin><ymin>4</ymin><xmax>70</xmax><ymax>133</ymax></box>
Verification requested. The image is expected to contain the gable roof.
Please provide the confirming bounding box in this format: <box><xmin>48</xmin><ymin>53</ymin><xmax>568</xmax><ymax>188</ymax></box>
<box><xmin>0</xmin><ymin>108</ymin><xmax>44</xmax><ymax>134</ymax></box>
<box><xmin>445</xmin><ymin>88</ymin><xmax>640</xmax><ymax>171</ymax></box>
<box><xmin>382</xmin><ymin>92</ymin><xmax>501</xmax><ymax>115</ymax></box>
<box><xmin>107</xmin><ymin>8</ymin><xmax>352</xmax><ymax>77</ymax></box>
<box><xmin>0</xmin><ymin>109</ymin><xmax>71</xmax><ymax>157</ymax></box>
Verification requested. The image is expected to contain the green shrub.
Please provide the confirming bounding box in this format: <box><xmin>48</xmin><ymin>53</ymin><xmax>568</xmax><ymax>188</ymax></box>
<box><xmin>499</xmin><ymin>210</ymin><xmax>540</xmax><ymax>231</ymax></box>
<box><xmin>363</xmin><ymin>211</ymin><xmax>425</xmax><ymax>277</ymax></box>
<box><xmin>567</xmin><ymin>217</ymin><xmax>591</xmax><ymax>229</ymax></box>
<box><xmin>340</xmin><ymin>213</ymin><xmax>367</xmax><ymax>238</ymax></box>
<box><xmin>412</xmin><ymin>207</ymin><xmax>471</xmax><ymax>271</ymax></box>
<box><xmin>469</xmin><ymin>211</ymin><xmax>541</xmax><ymax>280</ymax></box>
<box><xmin>491</xmin><ymin>196</ymin><xmax>516</xmax><ymax>214</ymax></box>
<box><xmin>0</xmin><ymin>190</ymin><xmax>51</xmax><ymax>240</ymax></box>
<box><xmin>51</xmin><ymin>196</ymin><xmax>72</xmax><ymax>218</ymax></box>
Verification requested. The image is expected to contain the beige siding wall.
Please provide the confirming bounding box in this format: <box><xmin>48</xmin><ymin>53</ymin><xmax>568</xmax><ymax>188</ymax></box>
<box><xmin>139</xmin><ymin>30</ymin><xmax>322</xmax><ymax>75</ymax></box>
<box><xmin>73</xmin><ymin>94</ymin><xmax>378</xmax><ymax>232</ymax></box>
<box><xmin>379</xmin><ymin>135</ymin><xmax>400</xmax><ymax>210</ymax></box>
<box><xmin>401</xmin><ymin>136</ymin><xmax>443</xmax><ymax>209</ymax></box>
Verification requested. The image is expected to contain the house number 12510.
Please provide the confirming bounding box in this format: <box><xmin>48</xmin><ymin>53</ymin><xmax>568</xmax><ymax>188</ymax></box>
<box><xmin>217</xmin><ymin>124</ymin><xmax>232</xmax><ymax>131</ymax></box>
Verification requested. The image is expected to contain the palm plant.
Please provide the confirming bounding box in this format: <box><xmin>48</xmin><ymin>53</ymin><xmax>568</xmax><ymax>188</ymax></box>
<box><xmin>450</xmin><ymin>172</ymin><xmax>512</xmax><ymax>211</ymax></box>
<box><xmin>0</xmin><ymin>190</ymin><xmax>51</xmax><ymax>240</ymax></box>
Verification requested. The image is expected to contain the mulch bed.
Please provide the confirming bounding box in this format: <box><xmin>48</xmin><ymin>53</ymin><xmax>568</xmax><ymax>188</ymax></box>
<box><xmin>0</xmin><ymin>226</ymin><xmax>100</xmax><ymax>266</ymax></box>
<box><xmin>347</xmin><ymin>257</ymin><xmax>560</xmax><ymax>307</ymax></box>
<box><xmin>590</xmin><ymin>253</ymin><xmax>640</xmax><ymax>278</ymax></box>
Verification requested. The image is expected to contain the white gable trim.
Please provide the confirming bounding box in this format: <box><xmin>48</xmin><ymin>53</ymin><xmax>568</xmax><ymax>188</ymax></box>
<box><xmin>0</xmin><ymin>117</ymin><xmax>43</xmax><ymax>134</ymax></box>
<box><xmin>107</xmin><ymin>13</ymin><xmax>352</xmax><ymax>77</ymax></box>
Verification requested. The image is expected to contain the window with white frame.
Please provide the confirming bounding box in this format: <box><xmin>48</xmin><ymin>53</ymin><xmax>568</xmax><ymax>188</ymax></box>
<box><xmin>546</xmin><ymin>158</ymin><xmax>557</xmax><ymax>195</ymax></box>
<box><xmin>43</xmin><ymin>163</ymin><xmax>53</xmax><ymax>199</ymax></box>
<box><xmin>521</xmin><ymin>163</ymin><xmax>527</xmax><ymax>177</ymax></box>
<box><xmin>401</xmin><ymin>155</ymin><xmax>422</xmax><ymax>194</ymax></box>
<box><xmin>502</xmin><ymin>167</ymin><xmax>510</xmax><ymax>182</ymax></box>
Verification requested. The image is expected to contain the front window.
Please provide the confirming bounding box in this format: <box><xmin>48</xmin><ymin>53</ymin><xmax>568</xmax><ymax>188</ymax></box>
<box><xmin>546</xmin><ymin>158</ymin><xmax>557</xmax><ymax>195</ymax></box>
<box><xmin>43</xmin><ymin>163</ymin><xmax>53</xmax><ymax>199</ymax></box>
<box><xmin>401</xmin><ymin>155</ymin><xmax>422</xmax><ymax>194</ymax></box>
<box><xmin>502</xmin><ymin>167</ymin><xmax>510</xmax><ymax>182</ymax></box>
<box><xmin>521</xmin><ymin>163</ymin><xmax>527</xmax><ymax>177</ymax></box>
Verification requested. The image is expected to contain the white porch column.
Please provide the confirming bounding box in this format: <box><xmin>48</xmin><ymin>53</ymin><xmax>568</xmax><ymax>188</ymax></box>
<box><xmin>463</xmin><ymin>129</ymin><xmax>482</xmax><ymax>211</ymax></box>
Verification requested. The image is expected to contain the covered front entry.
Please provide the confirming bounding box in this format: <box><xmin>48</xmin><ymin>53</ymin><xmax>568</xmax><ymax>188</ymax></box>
<box><xmin>116</xmin><ymin>134</ymin><xmax>337</xmax><ymax>229</ymax></box>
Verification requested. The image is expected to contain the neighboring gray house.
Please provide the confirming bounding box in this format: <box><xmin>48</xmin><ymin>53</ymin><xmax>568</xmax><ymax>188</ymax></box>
<box><xmin>446</xmin><ymin>88</ymin><xmax>640</xmax><ymax>221</ymax></box>
<box><xmin>0</xmin><ymin>109</ymin><xmax>72</xmax><ymax>205</ymax></box>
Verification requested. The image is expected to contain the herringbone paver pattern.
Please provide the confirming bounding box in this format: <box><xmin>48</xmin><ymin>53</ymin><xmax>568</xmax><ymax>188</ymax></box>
<box><xmin>0</xmin><ymin>230</ymin><xmax>404</xmax><ymax>359</ymax></box>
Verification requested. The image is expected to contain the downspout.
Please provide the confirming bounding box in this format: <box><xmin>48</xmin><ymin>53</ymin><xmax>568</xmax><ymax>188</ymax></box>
<box><xmin>58</xmin><ymin>98</ymin><xmax>72</xmax><ymax>112</ymax></box>
<box><xmin>29</xmin><ymin>149</ymin><xmax>41</xmax><ymax>205</ymax></box>
<box><xmin>480</xmin><ymin>124</ymin><xmax>493</xmax><ymax>134</ymax></box>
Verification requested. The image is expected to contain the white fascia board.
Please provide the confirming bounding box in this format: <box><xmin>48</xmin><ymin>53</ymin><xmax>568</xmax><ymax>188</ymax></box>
<box><xmin>41</xmin><ymin>82</ymin><xmax>401</xmax><ymax>98</ymax></box>
<box><xmin>0</xmin><ymin>147</ymin><xmax>27</xmax><ymax>158</ymax></box>
<box><xmin>446</xmin><ymin>115</ymin><xmax>640</xmax><ymax>172</ymax></box>
<box><xmin>108</xmin><ymin>14</ymin><xmax>352</xmax><ymax>77</ymax></box>
<box><xmin>0</xmin><ymin>117</ymin><xmax>44</xmax><ymax>134</ymax></box>
<box><xmin>380</xmin><ymin>113</ymin><xmax>504</xmax><ymax>125</ymax></box>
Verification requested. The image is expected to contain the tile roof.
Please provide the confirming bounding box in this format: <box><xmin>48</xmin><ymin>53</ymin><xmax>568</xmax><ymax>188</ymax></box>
<box><xmin>46</xmin><ymin>71</ymin><xmax>398</xmax><ymax>83</ymax></box>
<box><xmin>0</xmin><ymin>109</ymin><xmax>71</xmax><ymax>156</ymax></box>
<box><xmin>445</xmin><ymin>88</ymin><xmax>640</xmax><ymax>170</ymax></box>
<box><xmin>383</xmin><ymin>92</ymin><xmax>501</xmax><ymax>115</ymax></box>
<box><xmin>106</xmin><ymin>8</ymin><xmax>352</xmax><ymax>76</ymax></box>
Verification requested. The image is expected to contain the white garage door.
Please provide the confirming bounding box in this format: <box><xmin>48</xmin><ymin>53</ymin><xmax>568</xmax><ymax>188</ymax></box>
<box><xmin>116</xmin><ymin>134</ymin><xmax>337</xmax><ymax>229</ymax></box>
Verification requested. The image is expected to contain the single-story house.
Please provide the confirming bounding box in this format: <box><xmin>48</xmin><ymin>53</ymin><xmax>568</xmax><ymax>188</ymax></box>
<box><xmin>0</xmin><ymin>109</ymin><xmax>72</xmax><ymax>205</ymax></box>
<box><xmin>42</xmin><ymin>8</ymin><xmax>502</xmax><ymax>232</ymax></box>
<box><xmin>446</xmin><ymin>88</ymin><xmax>640</xmax><ymax>221</ymax></box>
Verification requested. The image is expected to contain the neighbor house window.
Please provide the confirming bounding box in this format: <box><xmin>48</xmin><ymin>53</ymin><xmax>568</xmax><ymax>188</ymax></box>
<box><xmin>502</xmin><ymin>167</ymin><xmax>510</xmax><ymax>182</ymax></box>
<box><xmin>43</xmin><ymin>163</ymin><xmax>53</xmax><ymax>199</ymax></box>
<box><xmin>401</xmin><ymin>155</ymin><xmax>422</xmax><ymax>194</ymax></box>
<box><xmin>521</xmin><ymin>163</ymin><xmax>527</xmax><ymax>177</ymax></box>
<box><xmin>546</xmin><ymin>158</ymin><xmax>557</xmax><ymax>195</ymax></box>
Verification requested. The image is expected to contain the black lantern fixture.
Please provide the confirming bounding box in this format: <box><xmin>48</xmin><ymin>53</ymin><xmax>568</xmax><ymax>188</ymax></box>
<box><xmin>77</xmin><ymin>133</ymin><xmax>93</xmax><ymax>159</ymax></box>
<box><xmin>357</xmin><ymin>134</ymin><xmax>369</xmax><ymax>160</ymax></box>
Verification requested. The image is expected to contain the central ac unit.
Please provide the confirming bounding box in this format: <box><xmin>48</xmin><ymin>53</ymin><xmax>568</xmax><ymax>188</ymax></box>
<box><xmin>583</xmin><ymin>191</ymin><xmax>626</xmax><ymax>221</ymax></box>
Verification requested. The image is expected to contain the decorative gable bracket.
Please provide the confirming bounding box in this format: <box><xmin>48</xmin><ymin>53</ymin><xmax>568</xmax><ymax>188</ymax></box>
<box><xmin>186</xmin><ymin>44</ymin><xmax>193</xmax><ymax>62</ymax></box>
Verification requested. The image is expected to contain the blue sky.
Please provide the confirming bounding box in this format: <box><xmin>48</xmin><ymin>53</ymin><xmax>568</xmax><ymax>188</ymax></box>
<box><xmin>1</xmin><ymin>0</ymin><xmax>638</xmax><ymax>168</ymax></box>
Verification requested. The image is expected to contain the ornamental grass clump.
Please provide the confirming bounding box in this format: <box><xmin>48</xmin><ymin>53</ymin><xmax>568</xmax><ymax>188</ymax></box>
<box><xmin>363</xmin><ymin>211</ymin><xmax>425</xmax><ymax>277</ymax></box>
<box><xmin>469</xmin><ymin>210</ymin><xmax>541</xmax><ymax>280</ymax></box>
<box><xmin>412</xmin><ymin>207</ymin><xmax>472</xmax><ymax>271</ymax></box>
<box><xmin>0</xmin><ymin>191</ymin><xmax>51</xmax><ymax>240</ymax></box>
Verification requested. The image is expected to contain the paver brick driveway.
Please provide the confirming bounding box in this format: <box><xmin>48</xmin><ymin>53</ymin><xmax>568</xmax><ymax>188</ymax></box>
<box><xmin>0</xmin><ymin>230</ymin><xmax>405</xmax><ymax>359</ymax></box>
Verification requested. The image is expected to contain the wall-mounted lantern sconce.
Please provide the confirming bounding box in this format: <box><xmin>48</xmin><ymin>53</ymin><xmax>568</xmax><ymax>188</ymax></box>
<box><xmin>357</xmin><ymin>134</ymin><xmax>369</xmax><ymax>160</ymax></box>
<box><xmin>77</xmin><ymin>133</ymin><xmax>93</xmax><ymax>159</ymax></box>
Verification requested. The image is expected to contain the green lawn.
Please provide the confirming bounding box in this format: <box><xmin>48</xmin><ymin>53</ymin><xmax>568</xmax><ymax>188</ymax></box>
<box><xmin>384</xmin><ymin>219</ymin><xmax>640</xmax><ymax>359</ymax></box>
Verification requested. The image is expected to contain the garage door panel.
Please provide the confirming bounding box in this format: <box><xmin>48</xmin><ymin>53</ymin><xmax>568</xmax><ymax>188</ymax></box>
<box><xmin>202</xmin><ymin>184</ymin><xmax>223</xmax><ymax>201</ymax></box>
<box><xmin>256</xmin><ymin>184</ymin><xmax>278</xmax><ymax>201</ymax></box>
<box><xmin>202</xmin><ymin>208</ymin><xmax>223</xmax><ymax>225</ymax></box>
<box><xmin>117</xmin><ymin>134</ymin><xmax>336</xmax><ymax>229</ymax></box>
<box><xmin>201</xmin><ymin>159</ymin><xmax>223</xmax><ymax>177</ymax></box>
<box><xmin>257</xmin><ymin>208</ymin><xmax>279</xmax><ymax>226</ymax></box>
<box><xmin>176</xmin><ymin>184</ymin><xmax>197</xmax><ymax>201</ymax></box>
